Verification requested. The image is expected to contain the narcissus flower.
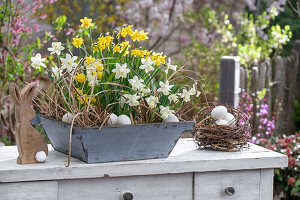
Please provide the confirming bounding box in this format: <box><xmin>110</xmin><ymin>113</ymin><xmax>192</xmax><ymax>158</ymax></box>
<box><xmin>118</xmin><ymin>25</ymin><xmax>133</xmax><ymax>38</ymax></box>
<box><xmin>72</xmin><ymin>37</ymin><xmax>84</xmax><ymax>48</ymax></box>
<box><xmin>47</xmin><ymin>42</ymin><xmax>64</xmax><ymax>55</ymax></box>
<box><xmin>131</xmin><ymin>49</ymin><xmax>141</xmax><ymax>57</ymax></box>
<box><xmin>60</xmin><ymin>53</ymin><xmax>78</xmax><ymax>72</ymax></box>
<box><xmin>80</xmin><ymin>17</ymin><xmax>93</xmax><ymax>28</ymax></box>
<box><xmin>165</xmin><ymin>57</ymin><xmax>177</xmax><ymax>73</ymax></box>
<box><xmin>129</xmin><ymin>76</ymin><xmax>145</xmax><ymax>91</ymax></box>
<box><xmin>75</xmin><ymin>73</ymin><xmax>86</xmax><ymax>83</ymax></box>
<box><xmin>151</xmin><ymin>52</ymin><xmax>166</xmax><ymax>65</ymax></box>
<box><xmin>157</xmin><ymin>80</ymin><xmax>173</xmax><ymax>95</ymax></box>
<box><xmin>168</xmin><ymin>94</ymin><xmax>178</xmax><ymax>102</ymax></box>
<box><xmin>146</xmin><ymin>96</ymin><xmax>159</xmax><ymax>108</ymax></box>
<box><xmin>124</xmin><ymin>94</ymin><xmax>140</xmax><ymax>107</ymax></box>
<box><xmin>137</xmin><ymin>30</ymin><xmax>149</xmax><ymax>41</ymax></box>
<box><xmin>31</xmin><ymin>53</ymin><xmax>46</xmax><ymax>69</ymax></box>
<box><xmin>130</xmin><ymin>29</ymin><xmax>139</xmax><ymax>42</ymax></box>
<box><xmin>140</xmin><ymin>57</ymin><xmax>155</xmax><ymax>73</ymax></box>
<box><xmin>112</xmin><ymin>63</ymin><xmax>130</xmax><ymax>79</ymax></box>
<box><xmin>159</xmin><ymin>105</ymin><xmax>173</xmax><ymax>119</ymax></box>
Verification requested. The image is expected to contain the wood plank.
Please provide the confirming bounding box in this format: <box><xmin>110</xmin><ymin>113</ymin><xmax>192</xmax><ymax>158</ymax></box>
<box><xmin>194</xmin><ymin>170</ymin><xmax>260</xmax><ymax>200</ymax></box>
<box><xmin>219</xmin><ymin>56</ymin><xmax>240</xmax><ymax>108</ymax></box>
<box><xmin>58</xmin><ymin>173</ymin><xmax>192</xmax><ymax>200</ymax></box>
<box><xmin>0</xmin><ymin>139</ymin><xmax>288</xmax><ymax>183</ymax></box>
<box><xmin>0</xmin><ymin>181</ymin><xmax>58</xmax><ymax>200</ymax></box>
<box><xmin>259</xmin><ymin>169</ymin><xmax>273</xmax><ymax>200</ymax></box>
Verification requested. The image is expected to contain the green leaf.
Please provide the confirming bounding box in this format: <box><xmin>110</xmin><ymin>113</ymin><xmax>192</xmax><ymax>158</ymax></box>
<box><xmin>296</xmin><ymin>180</ymin><xmax>300</xmax><ymax>187</ymax></box>
<box><xmin>291</xmin><ymin>187</ymin><xmax>300</xmax><ymax>195</ymax></box>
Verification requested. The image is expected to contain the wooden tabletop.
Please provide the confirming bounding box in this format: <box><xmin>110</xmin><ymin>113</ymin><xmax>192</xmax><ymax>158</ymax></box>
<box><xmin>0</xmin><ymin>139</ymin><xmax>287</xmax><ymax>183</ymax></box>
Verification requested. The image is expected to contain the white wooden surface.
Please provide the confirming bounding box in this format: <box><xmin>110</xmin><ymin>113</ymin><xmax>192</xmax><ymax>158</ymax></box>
<box><xmin>0</xmin><ymin>139</ymin><xmax>288</xmax><ymax>200</ymax></box>
<box><xmin>0</xmin><ymin>139</ymin><xmax>287</xmax><ymax>183</ymax></box>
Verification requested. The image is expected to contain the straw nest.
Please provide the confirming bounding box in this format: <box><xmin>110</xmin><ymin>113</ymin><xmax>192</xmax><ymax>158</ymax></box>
<box><xmin>192</xmin><ymin>105</ymin><xmax>251</xmax><ymax>151</ymax></box>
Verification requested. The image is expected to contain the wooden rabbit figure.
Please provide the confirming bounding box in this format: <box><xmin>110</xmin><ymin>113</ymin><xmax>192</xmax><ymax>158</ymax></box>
<box><xmin>9</xmin><ymin>82</ymin><xmax>48</xmax><ymax>164</ymax></box>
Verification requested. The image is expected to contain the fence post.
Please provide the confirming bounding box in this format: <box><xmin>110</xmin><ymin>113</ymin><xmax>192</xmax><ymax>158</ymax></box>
<box><xmin>219</xmin><ymin>56</ymin><xmax>240</xmax><ymax>108</ymax></box>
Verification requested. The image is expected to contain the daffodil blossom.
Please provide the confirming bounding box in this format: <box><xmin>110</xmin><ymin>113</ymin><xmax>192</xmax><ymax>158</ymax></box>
<box><xmin>51</xmin><ymin>66</ymin><xmax>62</xmax><ymax>77</ymax></box>
<box><xmin>159</xmin><ymin>105</ymin><xmax>173</xmax><ymax>119</ymax></box>
<box><xmin>165</xmin><ymin>57</ymin><xmax>177</xmax><ymax>73</ymax></box>
<box><xmin>129</xmin><ymin>76</ymin><xmax>145</xmax><ymax>91</ymax></box>
<box><xmin>124</xmin><ymin>94</ymin><xmax>140</xmax><ymax>107</ymax></box>
<box><xmin>86</xmin><ymin>72</ymin><xmax>98</xmax><ymax>87</ymax></box>
<box><xmin>140</xmin><ymin>57</ymin><xmax>155</xmax><ymax>73</ymax></box>
<box><xmin>180</xmin><ymin>88</ymin><xmax>193</xmax><ymax>102</ymax></box>
<box><xmin>47</xmin><ymin>42</ymin><xmax>64</xmax><ymax>55</ymax></box>
<box><xmin>112</xmin><ymin>63</ymin><xmax>130</xmax><ymax>79</ymax></box>
<box><xmin>146</xmin><ymin>96</ymin><xmax>159</xmax><ymax>108</ymax></box>
<box><xmin>31</xmin><ymin>53</ymin><xmax>46</xmax><ymax>69</ymax></box>
<box><xmin>168</xmin><ymin>94</ymin><xmax>178</xmax><ymax>102</ymax></box>
<box><xmin>60</xmin><ymin>53</ymin><xmax>78</xmax><ymax>72</ymax></box>
<box><xmin>157</xmin><ymin>80</ymin><xmax>173</xmax><ymax>95</ymax></box>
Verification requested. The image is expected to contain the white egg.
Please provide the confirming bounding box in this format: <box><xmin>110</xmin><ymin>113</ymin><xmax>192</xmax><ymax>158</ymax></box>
<box><xmin>62</xmin><ymin>112</ymin><xmax>75</xmax><ymax>123</ymax></box>
<box><xmin>117</xmin><ymin>115</ymin><xmax>131</xmax><ymax>125</ymax></box>
<box><xmin>163</xmin><ymin>113</ymin><xmax>179</xmax><ymax>123</ymax></box>
<box><xmin>35</xmin><ymin>151</ymin><xmax>47</xmax><ymax>163</ymax></box>
<box><xmin>223</xmin><ymin>113</ymin><xmax>236</xmax><ymax>126</ymax></box>
<box><xmin>107</xmin><ymin>113</ymin><xmax>118</xmax><ymax>126</ymax></box>
<box><xmin>211</xmin><ymin>106</ymin><xmax>228</xmax><ymax>120</ymax></box>
<box><xmin>215</xmin><ymin>119</ymin><xmax>228</xmax><ymax>126</ymax></box>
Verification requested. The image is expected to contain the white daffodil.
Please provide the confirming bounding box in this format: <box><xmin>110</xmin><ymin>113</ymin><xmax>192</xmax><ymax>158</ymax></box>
<box><xmin>146</xmin><ymin>96</ymin><xmax>159</xmax><ymax>108</ymax></box>
<box><xmin>86</xmin><ymin>72</ymin><xmax>98</xmax><ymax>87</ymax></box>
<box><xmin>168</xmin><ymin>94</ymin><xmax>178</xmax><ymax>103</ymax></box>
<box><xmin>165</xmin><ymin>57</ymin><xmax>177</xmax><ymax>73</ymax></box>
<box><xmin>140</xmin><ymin>87</ymin><xmax>151</xmax><ymax>97</ymax></box>
<box><xmin>31</xmin><ymin>53</ymin><xmax>46</xmax><ymax>69</ymax></box>
<box><xmin>51</xmin><ymin>65</ymin><xmax>62</xmax><ymax>77</ymax></box>
<box><xmin>129</xmin><ymin>76</ymin><xmax>145</xmax><ymax>91</ymax></box>
<box><xmin>159</xmin><ymin>105</ymin><xmax>173</xmax><ymax>119</ymax></box>
<box><xmin>124</xmin><ymin>94</ymin><xmax>140</xmax><ymax>107</ymax></box>
<box><xmin>140</xmin><ymin>57</ymin><xmax>155</xmax><ymax>73</ymax></box>
<box><xmin>157</xmin><ymin>80</ymin><xmax>173</xmax><ymax>95</ymax></box>
<box><xmin>47</xmin><ymin>42</ymin><xmax>64</xmax><ymax>55</ymax></box>
<box><xmin>119</xmin><ymin>95</ymin><xmax>127</xmax><ymax>106</ymax></box>
<box><xmin>180</xmin><ymin>88</ymin><xmax>192</xmax><ymax>102</ymax></box>
<box><xmin>60</xmin><ymin>53</ymin><xmax>78</xmax><ymax>72</ymax></box>
<box><xmin>112</xmin><ymin>63</ymin><xmax>130</xmax><ymax>79</ymax></box>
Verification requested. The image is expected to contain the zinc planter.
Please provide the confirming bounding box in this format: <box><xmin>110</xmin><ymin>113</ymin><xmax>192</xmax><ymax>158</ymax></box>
<box><xmin>32</xmin><ymin>114</ymin><xmax>195</xmax><ymax>163</ymax></box>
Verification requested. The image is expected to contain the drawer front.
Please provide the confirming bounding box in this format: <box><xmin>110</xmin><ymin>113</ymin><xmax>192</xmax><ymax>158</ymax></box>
<box><xmin>195</xmin><ymin>170</ymin><xmax>260</xmax><ymax>200</ymax></box>
<box><xmin>58</xmin><ymin>173</ymin><xmax>193</xmax><ymax>200</ymax></box>
<box><xmin>0</xmin><ymin>181</ymin><xmax>58</xmax><ymax>200</ymax></box>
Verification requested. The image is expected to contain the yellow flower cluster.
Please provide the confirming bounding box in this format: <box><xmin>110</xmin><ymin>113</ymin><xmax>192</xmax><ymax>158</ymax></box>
<box><xmin>93</xmin><ymin>35</ymin><xmax>113</xmax><ymax>52</ymax></box>
<box><xmin>131</xmin><ymin>49</ymin><xmax>151</xmax><ymax>58</ymax></box>
<box><xmin>151</xmin><ymin>52</ymin><xmax>166</xmax><ymax>65</ymax></box>
<box><xmin>75</xmin><ymin>73</ymin><xmax>86</xmax><ymax>83</ymax></box>
<box><xmin>75</xmin><ymin>89</ymin><xmax>96</xmax><ymax>104</ymax></box>
<box><xmin>72</xmin><ymin>37</ymin><xmax>84</xmax><ymax>48</ymax></box>
<box><xmin>85</xmin><ymin>56</ymin><xmax>104</xmax><ymax>79</ymax></box>
<box><xmin>113</xmin><ymin>41</ymin><xmax>131</xmax><ymax>56</ymax></box>
<box><xmin>117</xmin><ymin>25</ymin><xmax>149</xmax><ymax>42</ymax></box>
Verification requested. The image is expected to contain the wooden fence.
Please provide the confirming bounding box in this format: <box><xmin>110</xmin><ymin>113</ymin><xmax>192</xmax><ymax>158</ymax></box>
<box><xmin>219</xmin><ymin>40</ymin><xmax>300</xmax><ymax>136</ymax></box>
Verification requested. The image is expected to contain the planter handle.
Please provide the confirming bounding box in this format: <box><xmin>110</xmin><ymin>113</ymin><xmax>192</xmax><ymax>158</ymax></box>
<box><xmin>123</xmin><ymin>192</ymin><xmax>133</xmax><ymax>200</ymax></box>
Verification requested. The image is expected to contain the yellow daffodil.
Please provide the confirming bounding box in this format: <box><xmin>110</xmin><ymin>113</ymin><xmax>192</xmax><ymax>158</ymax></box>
<box><xmin>104</xmin><ymin>35</ymin><xmax>113</xmax><ymax>47</ymax></box>
<box><xmin>139</xmin><ymin>50</ymin><xmax>148</xmax><ymax>58</ymax></box>
<box><xmin>75</xmin><ymin>73</ymin><xmax>86</xmax><ymax>83</ymax></box>
<box><xmin>85</xmin><ymin>56</ymin><xmax>96</xmax><ymax>64</ymax></box>
<box><xmin>72</xmin><ymin>37</ymin><xmax>84</xmax><ymax>48</ymax></box>
<box><xmin>137</xmin><ymin>30</ymin><xmax>149</xmax><ymax>41</ymax></box>
<box><xmin>131</xmin><ymin>49</ymin><xmax>141</xmax><ymax>57</ymax></box>
<box><xmin>97</xmin><ymin>71</ymin><xmax>103</xmax><ymax>79</ymax></box>
<box><xmin>80</xmin><ymin>17</ymin><xmax>93</xmax><ymax>28</ymax></box>
<box><xmin>151</xmin><ymin>52</ymin><xmax>166</xmax><ymax>65</ymax></box>
<box><xmin>113</xmin><ymin>44</ymin><xmax>121</xmax><ymax>53</ymax></box>
<box><xmin>121</xmin><ymin>25</ymin><xmax>134</xmax><ymax>38</ymax></box>
<box><xmin>130</xmin><ymin>29</ymin><xmax>139</xmax><ymax>42</ymax></box>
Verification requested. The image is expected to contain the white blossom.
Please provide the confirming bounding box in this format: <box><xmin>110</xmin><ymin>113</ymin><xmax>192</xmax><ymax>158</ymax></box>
<box><xmin>124</xmin><ymin>94</ymin><xmax>140</xmax><ymax>107</ymax></box>
<box><xmin>146</xmin><ymin>96</ymin><xmax>159</xmax><ymax>108</ymax></box>
<box><xmin>51</xmin><ymin>65</ymin><xmax>62</xmax><ymax>77</ymax></box>
<box><xmin>159</xmin><ymin>105</ymin><xmax>173</xmax><ymax>119</ymax></box>
<box><xmin>165</xmin><ymin>57</ymin><xmax>177</xmax><ymax>73</ymax></box>
<box><xmin>60</xmin><ymin>53</ymin><xmax>78</xmax><ymax>72</ymax></box>
<box><xmin>180</xmin><ymin>88</ymin><xmax>193</xmax><ymax>102</ymax></box>
<box><xmin>31</xmin><ymin>53</ymin><xmax>46</xmax><ymax>69</ymax></box>
<box><xmin>140</xmin><ymin>57</ymin><xmax>155</xmax><ymax>73</ymax></box>
<box><xmin>157</xmin><ymin>80</ymin><xmax>173</xmax><ymax>95</ymax></box>
<box><xmin>168</xmin><ymin>94</ymin><xmax>178</xmax><ymax>102</ymax></box>
<box><xmin>129</xmin><ymin>76</ymin><xmax>145</xmax><ymax>91</ymax></box>
<box><xmin>86</xmin><ymin>72</ymin><xmax>98</xmax><ymax>87</ymax></box>
<box><xmin>47</xmin><ymin>42</ymin><xmax>64</xmax><ymax>55</ymax></box>
<box><xmin>113</xmin><ymin>63</ymin><xmax>130</xmax><ymax>79</ymax></box>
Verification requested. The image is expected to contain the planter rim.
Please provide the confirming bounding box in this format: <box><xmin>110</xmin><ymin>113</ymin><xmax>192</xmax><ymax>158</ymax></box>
<box><xmin>36</xmin><ymin>113</ymin><xmax>195</xmax><ymax>130</ymax></box>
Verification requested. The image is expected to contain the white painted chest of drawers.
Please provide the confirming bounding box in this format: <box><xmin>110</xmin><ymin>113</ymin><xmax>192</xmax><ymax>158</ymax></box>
<box><xmin>0</xmin><ymin>139</ymin><xmax>287</xmax><ymax>200</ymax></box>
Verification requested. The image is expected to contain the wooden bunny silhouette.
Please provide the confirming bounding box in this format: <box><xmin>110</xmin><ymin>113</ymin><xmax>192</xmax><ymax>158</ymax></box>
<box><xmin>9</xmin><ymin>82</ymin><xmax>48</xmax><ymax>164</ymax></box>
